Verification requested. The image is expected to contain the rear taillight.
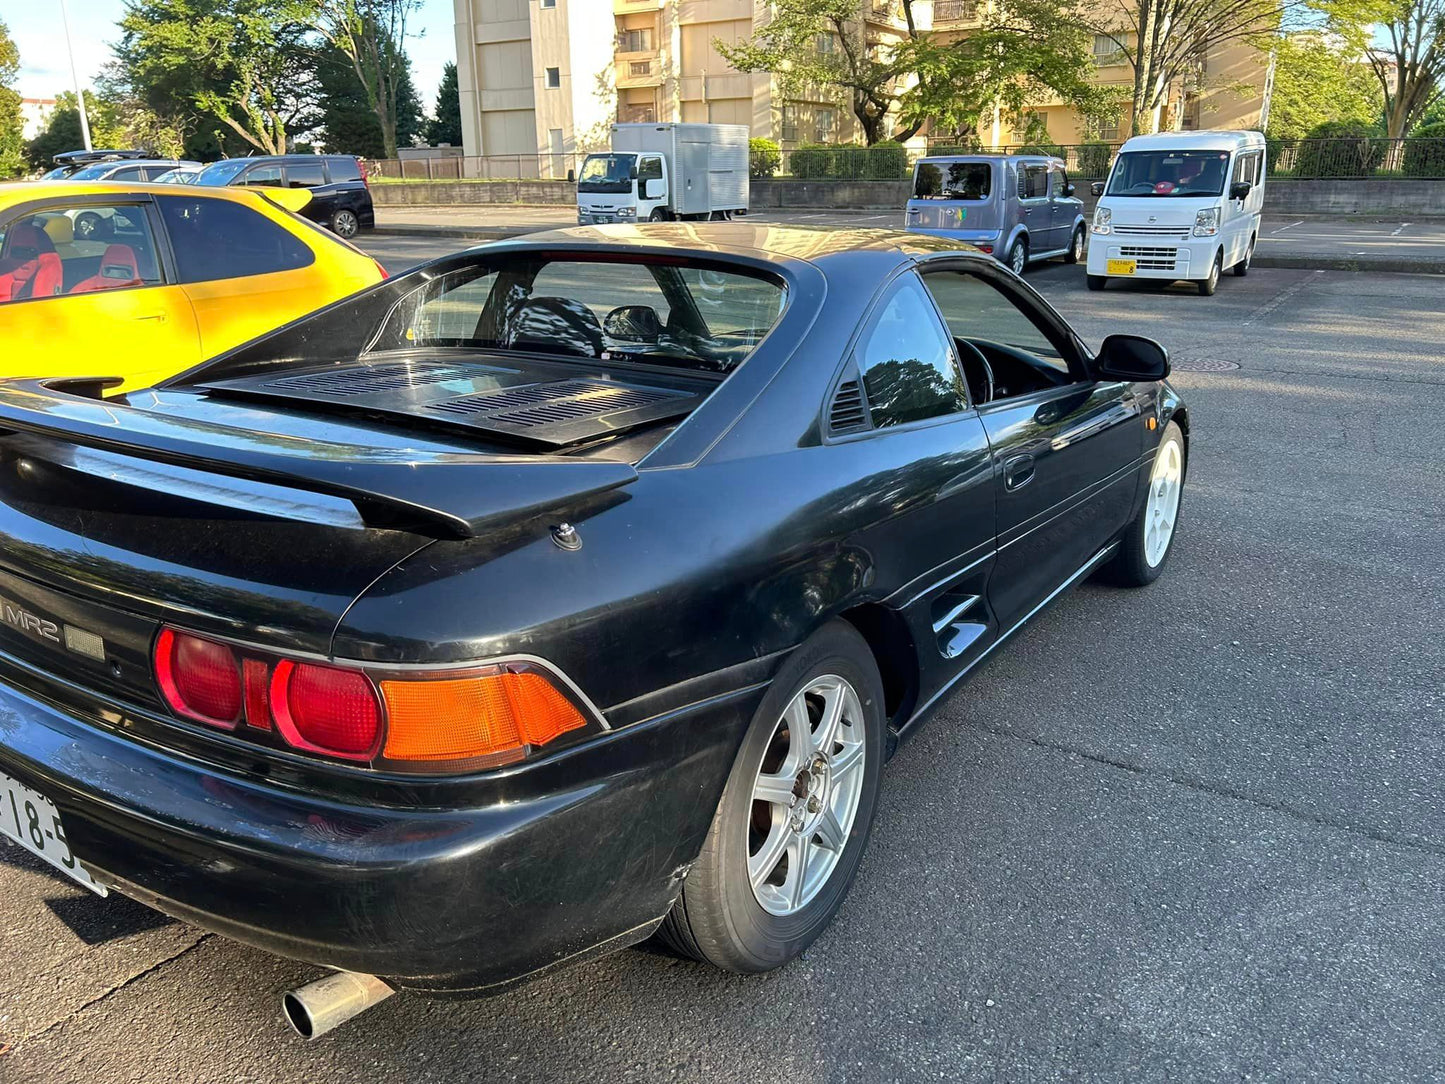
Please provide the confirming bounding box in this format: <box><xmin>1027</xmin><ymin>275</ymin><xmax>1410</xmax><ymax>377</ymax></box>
<box><xmin>155</xmin><ymin>628</ymin><xmax>242</xmax><ymax>727</ymax></box>
<box><xmin>271</xmin><ymin>660</ymin><xmax>382</xmax><ymax>761</ymax></box>
<box><xmin>151</xmin><ymin>625</ymin><xmax>598</xmax><ymax>771</ymax></box>
<box><xmin>357</xmin><ymin>158</ymin><xmax>370</xmax><ymax>188</ymax></box>
<box><xmin>372</xmin><ymin>258</ymin><xmax>389</xmax><ymax>279</ymax></box>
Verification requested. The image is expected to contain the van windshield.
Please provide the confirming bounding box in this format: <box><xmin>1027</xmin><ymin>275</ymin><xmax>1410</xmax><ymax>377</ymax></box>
<box><xmin>578</xmin><ymin>154</ymin><xmax>637</xmax><ymax>194</ymax></box>
<box><xmin>1106</xmin><ymin>150</ymin><xmax>1231</xmax><ymax>197</ymax></box>
<box><xmin>913</xmin><ymin>161</ymin><xmax>992</xmax><ymax>200</ymax></box>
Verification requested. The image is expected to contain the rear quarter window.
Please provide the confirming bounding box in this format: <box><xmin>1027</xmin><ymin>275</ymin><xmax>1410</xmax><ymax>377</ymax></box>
<box><xmin>157</xmin><ymin>196</ymin><xmax>315</xmax><ymax>283</ymax></box>
<box><xmin>328</xmin><ymin>158</ymin><xmax>362</xmax><ymax>183</ymax></box>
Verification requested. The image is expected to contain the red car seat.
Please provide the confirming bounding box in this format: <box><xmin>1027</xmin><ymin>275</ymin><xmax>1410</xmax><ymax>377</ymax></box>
<box><xmin>0</xmin><ymin>224</ymin><xmax>64</xmax><ymax>302</ymax></box>
<box><xmin>70</xmin><ymin>244</ymin><xmax>142</xmax><ymax>293</ymax></box>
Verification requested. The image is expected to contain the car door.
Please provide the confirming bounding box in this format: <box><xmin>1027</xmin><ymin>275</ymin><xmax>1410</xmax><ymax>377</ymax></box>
<box><xmin>0</xmin><ymin>197</ymin><xmax>200</xmax><ymax>391</ymax></box>
<box><xmin>1017</xmin><ymin>162</ymin><xmax>1054</xmax><ymax>253</ymax></box>
<box><xmin>825</xmin><ymin>270</ymin><xmax>998</xmax><ymax>695</ymax></box>
<box><xmin>153</xmin><ymin>193</ymin><xmax>322</xmax><ymax>358</ymax></box>
<box><xmin>919</xmin><ymin>262</ymin><xmax>1142</xmax><ymax>629</ymax></box>
<box><xmin>1228</xmin><ymin>149</ymin><xmax>1263</xmax><ymax>263</ymax></box>
<box><xmin>286</xmin><ymin>158</ymin><xmax>333</xmax><ymax>225</ymax></box>
<box><xmin>1049</xmin><ymin>165</ymin><xmax>1079</xmax><ymax>250</ymax></box>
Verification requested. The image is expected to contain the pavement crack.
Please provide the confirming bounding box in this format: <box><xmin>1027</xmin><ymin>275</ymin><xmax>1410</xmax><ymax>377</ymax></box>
<box><xmin>11</xmin><ymin>933</ymin><xmax>212</xmax><ymax>1053</ymax></box>
<box><xmin>968</xmin><ymin>719</ymin><xmax>1445</xmax><ymax>860</ymax></box>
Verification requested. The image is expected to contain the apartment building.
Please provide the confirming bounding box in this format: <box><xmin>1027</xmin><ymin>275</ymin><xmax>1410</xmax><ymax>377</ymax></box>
<box><xmin>449</xmin><ymin>0</ymin><xmax>1270</xmax><ymax>174</ymax></box>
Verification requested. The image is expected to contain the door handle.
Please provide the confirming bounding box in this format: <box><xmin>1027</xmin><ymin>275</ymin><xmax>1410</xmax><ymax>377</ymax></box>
<box><xmin>1003</xmin><ymin>453</ymin><xmax>1035</xmax><ymax>491</ymax></box>
<box><xmin>135</xmin><ymin>312</ymin><xmax>166</xmax><ymax>323</ymax></box>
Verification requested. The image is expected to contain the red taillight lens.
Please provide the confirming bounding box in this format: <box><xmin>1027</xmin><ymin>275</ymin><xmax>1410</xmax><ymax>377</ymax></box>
<box><xmin>270</xmin><ymin>660</ymin><xmax>382</xmax><ymax>761</ymax></box>
<box><xmin>357</xmin><ymin>158</ymin><xmax>370</xmax><ymax>188</ymax></box>
<box><xmin>979</xmin><ymin>244</ymin><xmax>994</xmax><ymax>254</ymax></box>
<box><xmin>372</xmin><ymin>258</ymin><xmax>389</xmax><ymax>280</ymax></box>
<box><xmin>154</xmin><ymin>628</ymin><xmax>242</xmax><ymax>727</ymax></box>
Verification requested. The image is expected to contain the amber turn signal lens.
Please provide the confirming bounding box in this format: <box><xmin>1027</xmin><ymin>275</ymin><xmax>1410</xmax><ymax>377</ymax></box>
<box><xmin>380</xmin><ymin>667</ymin><xmax>588</xmax><ymax>764</ymax></box>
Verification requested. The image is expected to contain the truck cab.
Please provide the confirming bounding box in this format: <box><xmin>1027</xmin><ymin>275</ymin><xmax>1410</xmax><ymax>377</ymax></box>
<box><xmin>577</xmin><ymin>152</ymin><xmax>670</xmax><ymax>225</ymax></box>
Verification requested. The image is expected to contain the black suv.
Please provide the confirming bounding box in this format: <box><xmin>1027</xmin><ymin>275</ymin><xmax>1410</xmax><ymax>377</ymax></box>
<box><xmin>193</xmin><ymin>155</ymin><xmax>375</xmax><ymax>239</ymax></box>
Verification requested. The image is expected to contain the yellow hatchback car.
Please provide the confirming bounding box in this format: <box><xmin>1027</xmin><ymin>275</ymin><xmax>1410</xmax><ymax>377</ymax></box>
<box><xmin>0</xmin><ymin>181</ymin><xmax>386</xmax><ymax>391</ymax></box>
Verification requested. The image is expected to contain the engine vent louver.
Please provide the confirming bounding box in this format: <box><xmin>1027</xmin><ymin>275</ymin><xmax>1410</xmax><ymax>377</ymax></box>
<box><xmin>263</xmin><ymin>361</ymin><xmax>511</xmax><ymax>397</ymax></box>
<box><xmin>829</xmin><ymin>379</ymin><xmax>867</xmax><ymax>432</ymax></box>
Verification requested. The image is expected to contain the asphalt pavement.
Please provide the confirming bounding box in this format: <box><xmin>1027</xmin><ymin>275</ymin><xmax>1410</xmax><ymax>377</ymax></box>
<box><xmin>1</xmin><ymin>238</ymin><xmax>1442</xmax><ymax>1082</ymax></box>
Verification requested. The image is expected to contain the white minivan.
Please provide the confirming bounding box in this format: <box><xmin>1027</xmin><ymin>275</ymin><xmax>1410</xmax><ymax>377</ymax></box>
<box><xmin>1086</xmin><ymin>130</ymin><xmax>1266</xmax><ymax>295</ymax></box>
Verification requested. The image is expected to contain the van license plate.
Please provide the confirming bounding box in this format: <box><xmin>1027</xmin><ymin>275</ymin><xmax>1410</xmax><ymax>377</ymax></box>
<box><xmin>0</xmin><ymin>771</ymin><xmax>107</xmax><ymax>895</ymax></box>
<box><xmin>1107</xmin><ymin>259</ymin><xmax>1137</xmax><ymax>275</ymax></box>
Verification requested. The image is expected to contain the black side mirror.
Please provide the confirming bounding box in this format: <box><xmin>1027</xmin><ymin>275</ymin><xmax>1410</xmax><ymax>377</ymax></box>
<box><xmin>1095</xmin><ymin>334</ymin><xmax>1170</xmax><ymax>381</ymax></box>
<box><xmin>1090</xmin><ymin>181</ymin><xmax>1105</xmax><ymax>197</ymax></box>
<box><xmin>1064</xmin><ymin>182</ymin><xmax>1077</xmax><ymax>197</ymax></box>
<box><xmin>603</xmin><ymin>304</ymin><xmax>663</xmax><ymax>343</ymax></box>
<box><xmin>1230</xmin><ymin>180</ymin><xmax>1252</xmax><ymax>199</ymax></box>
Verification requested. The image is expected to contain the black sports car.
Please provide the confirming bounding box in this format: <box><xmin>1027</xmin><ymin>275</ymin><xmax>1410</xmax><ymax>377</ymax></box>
<box><xmin>0</xmin><ymin>225</ymin><xmax>1188</xmax><ymax>1035</ymax></box>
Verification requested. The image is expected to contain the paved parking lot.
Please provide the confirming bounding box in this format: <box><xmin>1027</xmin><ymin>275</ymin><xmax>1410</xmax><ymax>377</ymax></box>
<box><xmin>2</xmin><ymin>239</ymin><xmax>1442</xmax><ymax>1081</ymax></box>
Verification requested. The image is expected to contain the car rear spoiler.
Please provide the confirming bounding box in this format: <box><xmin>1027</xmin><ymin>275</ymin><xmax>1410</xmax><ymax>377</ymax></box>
<box><xmin>0</xmin><ymin>381</ymin><xmax>637</xmax><ymax>540</ymax></box>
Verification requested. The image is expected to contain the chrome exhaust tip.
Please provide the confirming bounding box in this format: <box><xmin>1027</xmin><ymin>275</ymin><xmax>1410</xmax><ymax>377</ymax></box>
<box><xmin>282</xmin><ymin>971</ymin><xmax>395</xmax><ymax>1039</ymax></box>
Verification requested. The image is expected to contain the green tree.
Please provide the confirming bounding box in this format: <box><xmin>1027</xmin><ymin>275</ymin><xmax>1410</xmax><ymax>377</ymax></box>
<box><xmin>308</xmin><ymin>0</ymin><xmax>419</xmax><ymax>158</ymax></box>
<box><xmin>425</xmin><ymin>60</ymin><xmax>462</xmax><ymax>146</ymax></box>
<box><xmin>115</xmin><ymin>0</ymin><xmax>319</xmax><ymax>156</ymax></box>
<box><xmin>1266</xmin><ymin>30</ymin><xmax>1382</xmax><ymax>138</ymax></box>
<box><xmin>0</xmin><ymin>19</ymin><xmax>24</xmax><ymax>178</ymax></box>
<box><xmin>24</xmin><ymin>91</ymin><xmax>126</xmax><ymax>169</ymax></box>
<box><xmin>1067</xmin><ymin>0</ymin><xmax>1310</xmax><ymax>135</ymax></box>
<box><xmin>316</xmin><ymin>41</ymin><xmax>420</xmax><ymax>155</ymax></box>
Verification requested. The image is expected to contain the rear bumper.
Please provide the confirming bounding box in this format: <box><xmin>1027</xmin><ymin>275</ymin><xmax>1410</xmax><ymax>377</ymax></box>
<box><xmin>0</xmin><ymin>657</ymin><xmax>759</xmax><ymax>995</ymax></box>
<box><xmin>904</xmin><ymin>227</ymin><xmax>1002</xmax><ymax>256</ymax></box>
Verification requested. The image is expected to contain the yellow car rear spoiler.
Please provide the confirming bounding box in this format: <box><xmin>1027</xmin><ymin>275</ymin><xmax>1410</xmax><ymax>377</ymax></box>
<box><xmin>258</xmin><ymin>188</ymin><xmax>313</xmax><ymax>214</ymax></box>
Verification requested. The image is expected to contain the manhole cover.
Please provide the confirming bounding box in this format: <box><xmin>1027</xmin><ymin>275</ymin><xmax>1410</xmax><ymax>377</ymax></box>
<box><xmin>1171</xmin><ymin>357</ymin><xmax>1241</xmax><ymax>372</ymax></box>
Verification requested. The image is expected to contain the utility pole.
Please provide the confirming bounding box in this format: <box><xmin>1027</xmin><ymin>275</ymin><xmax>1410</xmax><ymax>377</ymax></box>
<box><xmin>60</xmin><ymin>0</ymin><xmax>93</xmax><ymax>151</ymax></box>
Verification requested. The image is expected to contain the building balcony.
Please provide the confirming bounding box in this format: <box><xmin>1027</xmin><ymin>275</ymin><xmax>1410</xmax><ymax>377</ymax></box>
<box><xmin>932</xmin><ymin>0</ymin><xmax>982</xmax><ymax>25</ymax></box>
<box><xmin>617</xmin><ymin>57</ymin><xmax>666</xmax><ymax>88</ymax></box>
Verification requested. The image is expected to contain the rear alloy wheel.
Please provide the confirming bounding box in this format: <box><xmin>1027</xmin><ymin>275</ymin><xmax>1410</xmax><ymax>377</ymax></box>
<box><xmin>655</xmin><ymin>621</ymin><xmax>885</xmax><ymax>972</ymax></box>
<box><xmin>1064</xmin><ymin>226</ymin><xmax>1086</xmax><ymax>264</ymax></box>
<box><xmin>1008</xmin><ymin>237</ymin><xmax>1028</xmax><ymax>275</ymax></box>
<box><xmin>1102</xmin><ymin>420</ymin><xmax>1186</xmax><ymax>586</ymax></box>
<box><xmin>330</xmin><ymin>209</ymin><xmax>360</xmax><ymax>239</ymax></box>
<box><xmin>1198</xmin><ymin>251</ymin><xmax>1222</xmax><ymax>295</ymax></box>
<box><xmin>1233</xmin><ymin>235</ymin><xmax>1255</xmax><ymax>276</ymax></box>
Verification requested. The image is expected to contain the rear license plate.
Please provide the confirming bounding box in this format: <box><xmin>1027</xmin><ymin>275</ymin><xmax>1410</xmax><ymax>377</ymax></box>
<box><xmin>1107</xmin><ymin>258</ymin><xmax>1137</xmax><ymax>275</ymax></box>
<box><xmin>0</xmin><ymin>771</ymin><xmax>106</xmax><ymax>895</ymax></box>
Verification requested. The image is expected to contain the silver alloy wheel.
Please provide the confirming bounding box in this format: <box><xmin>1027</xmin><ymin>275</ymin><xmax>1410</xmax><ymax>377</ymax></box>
<box><xmin>1071</xmin><ymin>229</ymin><xmax>1084</xmax><ymax>261</ymax></box>
<box><xmin>1144</xmin><ymin>435</ymin><xmax>1184</xmax><ymax>567</ymax></box>
<box><xmin>333</xmin><ymin>210</ymin><xmax>359</xmax><ymax>238</ymax></box>
<box><xmin>748</xmin><ymin>675</ymin><xmax>867</xmax><ymax>916</ymax></box>
<box><xmin>1010</xmin><ymin>241</ymin><xmax>1027</xmax><ymax>275</ymax></box>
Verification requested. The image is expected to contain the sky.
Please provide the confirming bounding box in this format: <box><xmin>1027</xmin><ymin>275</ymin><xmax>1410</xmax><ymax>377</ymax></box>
<box><xmin>5</xmin><ymin>0</ymin><xmax>457</xmax><ymax>113</ymax></box>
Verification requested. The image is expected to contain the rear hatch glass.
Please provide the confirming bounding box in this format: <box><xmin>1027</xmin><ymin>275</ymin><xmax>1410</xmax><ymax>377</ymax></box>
<box><xmin>909</xmin><ymin>160</ymin><xmax>1000</xmax><ymax>230</ymax></box>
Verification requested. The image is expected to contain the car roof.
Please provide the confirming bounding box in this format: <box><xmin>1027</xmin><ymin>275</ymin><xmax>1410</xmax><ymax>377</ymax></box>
<box><xmin>489</xmin><ymin>223</ymin><xmax>989</xmax><ymax>272</ymax></box>
<box><xmin>1119</xmin><ymin>129</ymin><xmax>1265</xmax><ymax>152</ymax></box>
<box><xmin>0</xmin><ymin>180</ymin><xmax>294</xmax><ymax>208</ymax></box>
<box><xmin>98</xmin><ymin>160</ymin><xmax>199</xmax><ymax>169</ymax></box>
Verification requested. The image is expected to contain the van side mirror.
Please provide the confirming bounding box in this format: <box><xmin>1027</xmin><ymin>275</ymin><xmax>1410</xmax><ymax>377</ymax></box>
<box><xmin>1230</xmin><ymin>180</ymin><xmax>1252</xmax><ymax>199</ymax></box>
<box><xmin>642</xmin><ymin>178</ymin><xmax>664</xmax><ymax>199</ymax></box>
<box><xmin>1064</xmin><ymin>183</ymin><xmax>1076</xmax><ymax>197</ymax></box>
<box><xmin>1090</xmin><ymin>181</ymin><xmax>1105</xmax><ymax>197</ymax></box>
<box><xmin>1095</xmin><ymin>334</ymin><xmax>1170</xmax><ymax>381</ymax></box>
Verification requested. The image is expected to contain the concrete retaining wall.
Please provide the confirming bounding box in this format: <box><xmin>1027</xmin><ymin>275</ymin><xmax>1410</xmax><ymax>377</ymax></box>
<box><xmin>374</xmin><ymin>177</ymin><xmax>1445</xmax><ymax>216</ymax></box>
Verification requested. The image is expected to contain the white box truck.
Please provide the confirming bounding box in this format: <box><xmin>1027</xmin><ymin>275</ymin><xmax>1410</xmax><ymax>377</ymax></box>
<box><xmin>577</xmin><ymin>123</ymin><xmax>749</xmax><ymax>225</ymax></box>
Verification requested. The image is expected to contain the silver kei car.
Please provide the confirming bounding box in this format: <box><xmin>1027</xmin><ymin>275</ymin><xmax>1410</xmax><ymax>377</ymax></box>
<box><xmin>904</xmin><ymin>153</ymin><xmax>1088</xmax><ymax>274</ymax></box>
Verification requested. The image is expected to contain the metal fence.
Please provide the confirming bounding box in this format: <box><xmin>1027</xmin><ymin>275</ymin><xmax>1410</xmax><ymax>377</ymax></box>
<box><xmin>367</xmin><ymin>138</ymin><xmax>1445</xmax><ymax>185</ymax></box>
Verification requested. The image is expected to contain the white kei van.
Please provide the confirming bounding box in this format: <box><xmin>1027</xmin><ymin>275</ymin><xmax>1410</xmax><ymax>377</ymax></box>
<box><xmin>1086</xmin><ymin>130</ymin><xmax>1266</xmax><ymax>295</ymax></box>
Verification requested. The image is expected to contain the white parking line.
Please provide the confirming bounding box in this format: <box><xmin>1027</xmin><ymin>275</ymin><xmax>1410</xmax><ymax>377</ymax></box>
<box><xmin>1271</xmin><ymin>220</ymin><xmax>1306</xmax><ymax>234</ymax></box>
<box><xmin>1391</xmin><ymin>222</ymin><xmax>1411</xmax><ymax>236</ymax></box>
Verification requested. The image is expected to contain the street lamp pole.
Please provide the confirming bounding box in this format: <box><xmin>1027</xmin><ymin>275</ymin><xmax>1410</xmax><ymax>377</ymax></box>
<box><xmin>59</xmin><ymin>0</ymin><xmax>93</xmax><ymax>151</ymax></box>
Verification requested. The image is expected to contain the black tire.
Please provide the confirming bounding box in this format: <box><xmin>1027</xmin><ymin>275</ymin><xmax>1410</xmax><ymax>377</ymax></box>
<box><xmin>655</xmin><ymin>620</ymin><xmax>886</xmax><ymax>972</ymax></box>
<box><xmin>1233</xmin><ymin>234</ymin><xmax>1255</xmax><ymax>276</ymax></box>
<box><xmin>1086</xmin><ymin>274</ymin><xmax>1107</xmax><ymax>291</ymax></box>
<box><xmin>330</xmin><ymin>208</ymin><xmax>360</xmax><ymax>239</ymax></box>
<box><xmin>1198</xmin><ymin>251</ymin><xmax>1222</xmax><ymax>296</ymax></box>
<box><xmin>1064</xmin><ymin>226</ymin><xmax>1085</xmax><ymax>264</ymax></box>
<box><xmin>1101</xmin><ymin>420</ymin><xmax>1186</xmax><ymax>587</ymax></box>
<box><xmin>648</xmin><ymin>208</ymin><xmax>668</xmax><ymax>222</ymax></box>
<box><xmin>1007</xmin><ymin>237</ymin><xmax>1028</xmax><ymax>276</ymax></box>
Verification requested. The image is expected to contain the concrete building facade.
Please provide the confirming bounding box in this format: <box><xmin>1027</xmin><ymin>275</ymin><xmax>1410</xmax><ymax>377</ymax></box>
<box><xmin>449</xmin><ymin>0</ymin><xmax>1271</xmax><ymax>173</ymax></box>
